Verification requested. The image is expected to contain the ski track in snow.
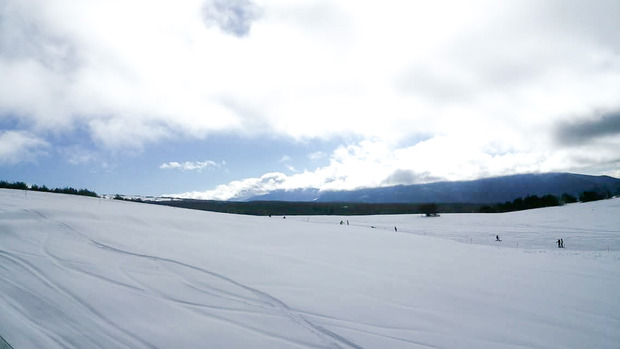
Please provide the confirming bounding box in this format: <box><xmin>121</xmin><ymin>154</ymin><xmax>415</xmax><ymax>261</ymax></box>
<box><xmin>295</xmin><ymin>306</ymin><xmax>441</xmax><ymax>349</ymax></box>
<box><xmin>0</xmin><ymin>266</ymin><xmax>74</xmax><ymax>348</ymax></box>
<box><xmin>118</xmin><ymin>264</ymin><xmax>331</xmax><ymax>349</ymax></box>
<box><xmin>88</xmin><ymin>236</ymin><xmax>363</xmax><ymax>349</ymax></box>
<box><xmin>25</xmin><ymin>207</ymin><xmax>363</xmax><ymax>349</ymax></box>
<box><xmin>2</xmin><ymin>191</ymin><xmax>619</xmax><ymax>348</ymax></box>
<box><xmin>0</xmin><ymin>250</ymin><xmax>151</xmax><ymax>349</ymax></box>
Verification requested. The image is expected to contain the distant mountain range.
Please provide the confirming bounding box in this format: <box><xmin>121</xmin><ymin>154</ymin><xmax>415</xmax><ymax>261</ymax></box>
<box><xmin>245</xmin><ymin>173</ymin><xmax>620</xmax><ymax>204</ymax></box>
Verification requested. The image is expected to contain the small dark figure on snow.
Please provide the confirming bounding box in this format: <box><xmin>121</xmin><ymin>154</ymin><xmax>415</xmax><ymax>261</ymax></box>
<box><xmin>394</xmin><ymin>226</ymin><xmax>398</xmax><ymax>232</ymax></box>
<box><xmin>560</xmin><ymin>239</ymin><xmax>564</xmax><ymax>248</ymax></box>
<box><xmin>557</xmin><ymin>239</ymin><xmax>561</xmax><ymax>248</ymax></box>
<box><xmin>496</xmin><ymin>235</ymin><xmax>501</xmax><ymax>242</ymax></box>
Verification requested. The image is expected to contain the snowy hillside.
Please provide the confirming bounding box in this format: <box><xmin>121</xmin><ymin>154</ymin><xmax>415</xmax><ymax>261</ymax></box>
<box><xmin>291</xmin><ymin>199</ymin><xmax>620</xmax><ymax>251</ymax></box>
<box><xmin>1</xmin><ymin>189</ymin><xmax>619</xmax><ymax>348</ymax></box>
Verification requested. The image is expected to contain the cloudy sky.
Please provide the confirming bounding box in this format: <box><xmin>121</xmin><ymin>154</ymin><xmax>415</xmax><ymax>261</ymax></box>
<box><xmin>1</xmin><ymin>0</ymin><xmax>619</xmax><ymax>199</ymax></box>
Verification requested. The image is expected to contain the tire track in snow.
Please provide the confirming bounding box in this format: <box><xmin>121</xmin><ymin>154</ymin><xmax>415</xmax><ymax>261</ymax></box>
<box><xmin>297</xmin><ymin>309</ymin><xmax>435</xmax><ymax>334</ymax></box>
<box><xmin>8</xmin><ymin>209</ymin><xmax>155</xmax><ymax>349</ymax></box>
<box><xmin>0</xmin><ymin>251</ymin><xmax>98</xmax><ymax>348</ymax></box>
<box><xmin>118</xmin><ymin>262</ymin><xmax>276</xmax><ymax>318</ymax></box>
<box><xmin>119</xmin><ymin>267</ymin><xmax>328</xmax><ymax>349</ymax></box>
<box><xmin>165</xmin><ymin>265</ymin><xmax>276</xmax><ymax>310</ymax></box>
<box><xmin>29</xmin><ymin>208</ymin><xmax>363</xmax><ymax>348</ymax></box>
<box><xmin>0</xmin><ymin>334</ymin><xmax>14</xmax><ymax>349</ymax></box>
<box><xmin>92</xmin><ymin>240</ymin><xmax>363</xmax><ymax>349</ymax></box>
<box><xmin>0</xmin><ymin>250</ymin><xmax>150</xmax><ymax>349</ymax></box>
<box><xmin>40</xmin><ymin>227</ymin><xmax>146</xmax><ymax>294</ymax></box>
<box><xmin>30</xmin><ymin>209</ymin><xmax>148</xmax><ymax>295</ymax></box>
<box><xmin>0</xmin><ymin>278</ymin><xmax>71</xmax><ymax>348</ymax></box>
<box><xmin>309</xmin><ymin>321</ymin><xmax>438</xmax><ymax>349</ymax></box>
<box><xmin>295</xmin><ymin>309</ymin><xmax>439</xmax><ymax>348</ymax></box>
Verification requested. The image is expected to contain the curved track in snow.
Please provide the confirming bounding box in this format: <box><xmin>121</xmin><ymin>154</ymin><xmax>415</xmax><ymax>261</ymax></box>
<box><xmin>1</xmin><ymin>190</ymin><xmax>619</xmax><ymax>348</ymax></box>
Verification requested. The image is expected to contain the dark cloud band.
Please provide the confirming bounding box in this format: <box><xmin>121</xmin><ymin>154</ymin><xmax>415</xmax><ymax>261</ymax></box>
<box><xmin>555</xmin><ymin>112</ymin><xmax>620</xmax><ymax>146</ymax></box>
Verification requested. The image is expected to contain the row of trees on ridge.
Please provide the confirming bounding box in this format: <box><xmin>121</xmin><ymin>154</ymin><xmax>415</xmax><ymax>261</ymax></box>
<box><xmin>0</xmin><ymin>180</ymin><xmax>98</xmax><ymax>198</ymax></box>
<box><xmin>479</xmin><ymin>190</ymin><xmax>613</xmax><ymax>213</ymax></box>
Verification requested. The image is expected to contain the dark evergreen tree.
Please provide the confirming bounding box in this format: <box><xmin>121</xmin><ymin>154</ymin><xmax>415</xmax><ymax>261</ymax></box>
<box><xmin>420</xmin><ymin>203</ymin><xmax>439</xmax><ymax>216</ymax></box>
<box><xmin>580</xmin><ymin>191</ymin><xmax>604</xmax><ymax>202</ymax></box>
<box><xmin>560</xmin><ymin>193</ymin><xmax>577</xmax><ymax>204</ymax></box>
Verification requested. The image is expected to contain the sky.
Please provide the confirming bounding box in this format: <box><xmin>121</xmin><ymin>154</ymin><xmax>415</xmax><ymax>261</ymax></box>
<box><xmin>1</xmin><ymin>0</ymin><xmax>620</xmax><ymax>200</ymax></box>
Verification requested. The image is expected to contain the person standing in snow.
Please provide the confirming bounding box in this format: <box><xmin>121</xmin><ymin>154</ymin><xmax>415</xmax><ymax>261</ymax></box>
<box><xmin>496</xmin><ymin>235</ymin><xmax>500</xmax><ymax>241</ymax></box>
<box><xmin>557</xmin><ymin>239</ymin><xmax>561</xmax><ymax>248</ymax></box>
<box><xmin>560</xmin><ymin>239</ymin><xmax>564</xmax><ymax>248</ymax></box>
<box><xmin>394</xmin><ymin>226</ymin><xmax>397</xmax><ymax>232</ymax></box>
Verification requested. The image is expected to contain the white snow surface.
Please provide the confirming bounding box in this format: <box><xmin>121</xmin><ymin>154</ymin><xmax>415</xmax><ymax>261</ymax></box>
<box><xmin>1</xmin><ymin>189</ymin><xmax>619</xmax><ymax>348</ymax></box>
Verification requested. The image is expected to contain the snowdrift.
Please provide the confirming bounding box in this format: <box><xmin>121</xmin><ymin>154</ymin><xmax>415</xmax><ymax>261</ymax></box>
<box><xmin>1</xmin><ymin>189</ymin><xmax>619</xmax><ymax>348</ymax></box>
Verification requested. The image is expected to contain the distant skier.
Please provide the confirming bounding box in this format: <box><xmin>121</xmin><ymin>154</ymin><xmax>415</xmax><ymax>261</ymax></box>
<box><xmin>394</xmin><ymin>226</ymin><xmax>397</xmax><ymax>232</ymax></box>
<box><xmin>560</xmin><ymin>239</ymin><xmax>564</xmax><ymax>248</ymax></box>
<box><xmin>557</xmin><ymin>239</ymin><xmax>561</xmax><ymax>248</ymax></box>
<box><xmin>496</xmin><ymin>235</ymin><xmax>501</xmax><ymax>242</ymax></box>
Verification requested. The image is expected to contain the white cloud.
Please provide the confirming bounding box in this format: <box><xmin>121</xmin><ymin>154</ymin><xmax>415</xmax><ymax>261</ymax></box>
<box><xmin>174</xmin><ymin>133</ymin><xmax>620</xmax><ymax>200</ymax></box>
<box><xmin>1</xmin><ymin>0</ymin><xmax>619</xmax><ymax>187</ymax></box>
<box><xmin>176</xmin><ymin>171</ymin><xmax>287</xmax><ymax>200</ymax></box>
<box><xmin>0</xmin><ymin>130</ymin><xmax>49</xmax><ymax>164</ymax></box>
<box><xmin>280</xmin><ymin>155</ymin><xmax>298</xmax><ymax>172</ymax></box>
<box><xmin>160</xmin><ymin>160</ymin><xmax>222</xmax><ymax>172</ymax></box>
<box><xmin>308</xmin><ymin>151</ymin><xmax>326</xmax><ymax>161</ymax></box>
<box><xmin>58</xmin><ymin>146</ymin><xmax>97</xmax><ymax>165</ymax></box>
<box><xmin>2</xmin><ymin>1</ymin><xmax>618</xmax><ymax>142</ymax></box>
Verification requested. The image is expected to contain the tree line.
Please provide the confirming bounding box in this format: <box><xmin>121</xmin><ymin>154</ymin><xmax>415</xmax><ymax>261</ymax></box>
<box><xmin>151</xmin><ymin>199</ymin><xmax>483</xmax><ymax>216</ymax></box>
<box><xmin>0</xmin><ymin>180</ymin><xmax>98</xmax><ymax>198</ymax></box>
<box><xmin>2</xmin><ymin>179</ymin><xmax>614</xmax><ymax>215</ymax></box>
<box><xmin>479</xmin><ymin>190</ymin><xmax>613</xmax><ymax>213</ymax></box>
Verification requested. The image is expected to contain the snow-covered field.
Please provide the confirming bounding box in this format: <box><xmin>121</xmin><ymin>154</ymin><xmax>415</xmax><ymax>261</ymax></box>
<box><xmin>1</xmin><ymin>189</ymin><xmax>619</xmax><ymax>348</ymax></box>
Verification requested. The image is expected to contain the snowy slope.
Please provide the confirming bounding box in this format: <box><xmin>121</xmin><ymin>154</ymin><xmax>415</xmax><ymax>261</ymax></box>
<box><xmin>1</xmin><ymin>189</ymin><xmax>619</xmax><ymax>348</ymax></box>
<box><xmin>291</xmin><ymin>199</ymin><xmax>620</xmax><ymax>251</ymax></box>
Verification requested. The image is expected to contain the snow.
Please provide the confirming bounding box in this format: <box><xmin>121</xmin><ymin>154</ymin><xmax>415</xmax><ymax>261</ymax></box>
<box><xmin>292</xmin><ymin>200</ymin><xmax>620</xmax><ymax>251</ymax></box>
<box><xmin>1</xmin><ymin>189</ymin><xmax>619</xmax><ymax>348</ymax></box>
